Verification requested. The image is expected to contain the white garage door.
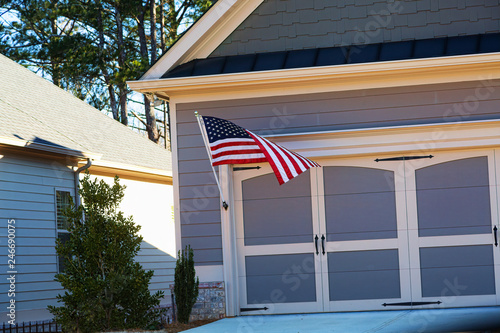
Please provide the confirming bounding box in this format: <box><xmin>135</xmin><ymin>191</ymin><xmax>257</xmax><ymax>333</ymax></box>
<box><xmin>234</xmin><ymin>149</ymin><xmax>500</xmax><ymax>315</ymax></box>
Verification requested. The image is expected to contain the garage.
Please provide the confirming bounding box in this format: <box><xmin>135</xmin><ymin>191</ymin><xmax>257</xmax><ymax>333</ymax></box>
<box><xmin>234</xmin><ymin>149</ymin><xmax>500</xmax><ymax>315</ymax></box>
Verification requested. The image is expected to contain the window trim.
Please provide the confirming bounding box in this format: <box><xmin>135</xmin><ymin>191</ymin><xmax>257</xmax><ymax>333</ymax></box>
<box><xmin>54</xmin><ymin>189</ymin><xmax>73</xmax><ymax>273</ymax></box>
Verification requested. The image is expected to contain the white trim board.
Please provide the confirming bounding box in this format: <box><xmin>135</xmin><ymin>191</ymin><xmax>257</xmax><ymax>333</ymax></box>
<box><xmin>195</xmin><ymin>265</ymin><xmax>224</xmax><ymax>282</ymax></box>
<box><xmin>129</xmin><ymin>53</ymin><xmax>500</xmax><ymax>102</ymax></box>
<box><xmin>268</xmin><ymin>119</ymin><xmax>500</xmax><ymax>160</ymax></box>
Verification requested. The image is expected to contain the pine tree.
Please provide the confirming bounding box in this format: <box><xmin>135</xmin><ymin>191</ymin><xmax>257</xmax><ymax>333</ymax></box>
<box><xmin>0</xmin><ymin>0</ymin><xmax>212</xmax><ymax>140</ymax></box>
<box><xmin>48</xmin><ymin>174</ymin><xmax>164</xmax><ymax>332</ymax></box>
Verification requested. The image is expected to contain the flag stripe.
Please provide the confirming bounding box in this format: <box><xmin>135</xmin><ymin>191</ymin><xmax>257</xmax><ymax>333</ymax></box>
<box><xmin>200</xmin><ymin>115</ymin><xmax>320</xmax><ymax>185</ymax></box>
<box><xmin>213</xmin><ymin>157</ymin><xmax>268</xmax><ymax>166</ymax></box>
<box><xmin>212</xmin><ymin>144</ymin><xmax>262</xmax><ymax>155</ymax></box>
<box><xmin>213</xmin><ymin>149</ymin><xmax>264</xmax><ymax>159</ymax></box>
<box><xmin>211</xmin><ymin>139</ymin><xmax>257</xmax><ymax>150</ymax></box>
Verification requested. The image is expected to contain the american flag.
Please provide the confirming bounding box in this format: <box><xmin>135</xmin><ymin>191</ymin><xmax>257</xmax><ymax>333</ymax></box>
<box><xmin>199</xmin><ymin>116</ymin><xmax>320</xmax><ymax>185</ymax></box>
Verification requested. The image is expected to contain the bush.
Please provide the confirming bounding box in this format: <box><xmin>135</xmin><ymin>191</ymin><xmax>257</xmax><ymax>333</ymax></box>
<box><xmin>174</xmin><ymin>245</ymin><xmax>199</xmax><ymax>324</ymax></box>
<box><xmin>48</xmin><ymin>174</ymin><xmax>164</xmax><ymax>332</ymax></box>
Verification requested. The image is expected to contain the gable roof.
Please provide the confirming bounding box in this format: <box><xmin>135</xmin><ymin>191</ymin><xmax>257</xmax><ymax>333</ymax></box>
<box><xmin>140</xmin><ymin>0</ymin><xmax>264</xmax><ymax>80</ymax></box>
<box><xmin>0</xmin><ymin>53</ymin><xmax>171</xmax><ymax>175</ymax></box>
<box><xmin>137</xmin><ymin>0</ymin><xmax>500</xmax><ymax>82</ymax></box>
<box><xmin>161</xmin><ymin>33</ymin><xmax>500</xmax><ymax>79</ymax></box>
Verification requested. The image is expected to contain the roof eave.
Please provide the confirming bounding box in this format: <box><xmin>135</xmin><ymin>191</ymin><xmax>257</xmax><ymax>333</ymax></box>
<box><xmin>0</xmin><ymin>135</ymin><xmax>102</xmax><ymax>160</ymax></box>
<box><xmin>129</xmin><ymin>52</ymin><xmax>500</xmax><ymax>98</ymax></box>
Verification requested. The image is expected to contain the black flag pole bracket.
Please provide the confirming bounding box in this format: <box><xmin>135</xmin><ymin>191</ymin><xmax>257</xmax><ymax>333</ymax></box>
<box><xmin>375</xmin><ymin>155</ymin><xmax>434</xmax><ymax>162</ymax></box>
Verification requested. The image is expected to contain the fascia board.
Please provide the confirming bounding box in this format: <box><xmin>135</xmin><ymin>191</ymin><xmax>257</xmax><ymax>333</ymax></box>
<box><xmin>128</xmin><ymin>53</ymin><xmax>500</xmax><ymax>98</ymax></box>
<box><xmin>86</xmin><ymin>159</ymin><xmax>173</xmax><ymax>178</ymax></box>
<box><xmin>141</xmin><ymin>0</ymin><xmax>263</xmax><ymax>80</ymax></box>
<box><xmin>0</xmin><ymin>135</ymin><xmax>102</xmax><ymax>160</ymax></box>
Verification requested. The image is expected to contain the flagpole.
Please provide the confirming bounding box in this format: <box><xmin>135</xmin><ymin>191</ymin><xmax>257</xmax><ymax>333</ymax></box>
<box><xmin>195</xmin><ymin>111</ymin><xmax>229</xmax><ymax>210</ymax></box>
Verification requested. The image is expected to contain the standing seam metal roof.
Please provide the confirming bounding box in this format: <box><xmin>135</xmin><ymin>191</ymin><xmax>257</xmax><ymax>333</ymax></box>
<box><xmin>162</xmin><ymin>33</ymin><xmax>500</xmax><ymax>79</ymax></box>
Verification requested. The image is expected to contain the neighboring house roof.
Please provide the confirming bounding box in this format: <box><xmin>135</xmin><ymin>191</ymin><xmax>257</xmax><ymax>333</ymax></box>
<box><xmin>0</xmin><ymin>53</ymin><xmax>172</xmax><ymax>176</ymax></box>
<box><xmin>162</xmin><ymin>33</ymin><xmax>500</xmax><ymax>78</ymax></box>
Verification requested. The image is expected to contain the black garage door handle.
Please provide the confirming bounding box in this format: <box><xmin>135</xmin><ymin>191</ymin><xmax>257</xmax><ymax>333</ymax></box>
<box><xmin>314</xmin><ymin>235</ymin><xmax>319</xmax><ymax>255</ymax></box>
<box><xmin>321</xmin><ymin>235</ymin><xmax>325</xmax><ymax>255</ymax></box>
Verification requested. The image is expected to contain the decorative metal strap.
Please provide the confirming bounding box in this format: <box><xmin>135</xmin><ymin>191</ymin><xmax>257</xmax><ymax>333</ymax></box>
<box><xmin>382</xmin><ymin>301</ymin><xmax>441</xmax><ymax>307</ymax></box>
<box><xmin>375</xmin><ymin>155</ymin><xmax>434</xmax><ymax>162</ymax></box>
<box><xmin>240</xmin><ymin>307</ymin><xmax>269</xmax><ymax>312</ymax></box>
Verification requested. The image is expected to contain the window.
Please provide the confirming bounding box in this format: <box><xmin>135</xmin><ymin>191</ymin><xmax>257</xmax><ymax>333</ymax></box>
<box><xmin>56</xmin><ymin>190</ymin><xmax>71</xmax><ymax>230</ymax></box>
<box><xmin>56</xmin><ymin>190</ymin><xmax>72</xmax><ymax>273</ymax></box>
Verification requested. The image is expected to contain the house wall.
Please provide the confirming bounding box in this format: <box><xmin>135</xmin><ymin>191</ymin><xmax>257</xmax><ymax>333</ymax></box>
<box><xmin>210</xmin><ymin>0</ymin><xmax>500</xmax><ymax>57</ymax></box>
<box><xmin>0</xmin><ymin>151</ymin><xmax>76</xmax><ymax>321</ymax></box>
<box><xmin>0</xmin><ymin>151</ymin><xmax>176</xmax><ymax>322</ymax></box>
<box><xmin>176</xmin><ymin>80</ymin><xmax>500</xmax><ymax>266</ymax></box>
<box><xmin>89</xmin><ymin>175</ymin><xmax>176</xmax><ymax>308</ymax></box>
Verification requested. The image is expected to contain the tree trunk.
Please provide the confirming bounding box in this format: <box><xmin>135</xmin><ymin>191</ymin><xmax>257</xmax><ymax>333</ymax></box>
<box><xmin>114</xmin><ymin>4</ymin><xmax>128</xmax><ymax>125</ymax></box>
<box><xmin>137</xmin><ymin>2</ymin><xmax>159</xmax><ymax>142</ymax></box>
<box><xmin>97</xmin><ymin>1</ymin><xmax>119</xmax><ymax>120</ymax></box>
<box><xmin>159</xmin><ymin>0</ymin><xmax>166</xmax><ymax>53</ymax></box>
<box><xmin>150</xmin><ymin>0</ymin><xmax>157</xmax><ymax>64</ymax></box>
<box><xmin>50</xmin><ymin>9</ymin><xmax>61</xmax><ymax>87</ymax></box>
<box><xmin>144</xmin><ymin>96</ymin><xmax>159</xmax><ymax>143</ymax></box>
<box><xmin>119</xmin><ymin>86</ymin><xmax>128</xmax><ymax>126</ymax></box>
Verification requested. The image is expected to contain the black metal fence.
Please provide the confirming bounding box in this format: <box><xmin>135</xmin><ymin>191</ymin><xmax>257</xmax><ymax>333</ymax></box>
<box><xmin>1</xmin><ymin>321</ymin><xmax>61</xmax><ymax>333</ymax></box>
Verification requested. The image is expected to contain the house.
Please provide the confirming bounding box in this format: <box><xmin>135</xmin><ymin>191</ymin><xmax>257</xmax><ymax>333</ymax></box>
<box><xmin>128</xmin><ymin>0</ymin><xmax>500</xmax><ymax>318</ymax></box>
<box><xmin>0</xmin><ymin>53</ymin><xmax>175</xmax><ymax>322</ymax></box>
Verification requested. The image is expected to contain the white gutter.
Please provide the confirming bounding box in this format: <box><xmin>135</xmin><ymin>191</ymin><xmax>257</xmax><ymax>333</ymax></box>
<box><xmin>0</xmin><ymin>135</ymin><xmax>102</xmax><ymax>160</ymax></box>
<box><xmin>74</xmin><ymin>158</ymin><xmax>92</xmax><ymax>207</ymax></box>
<box><xmin>86</xmin><ymin>159</ymin><xmax>173</xmax><ymax>178</ymax></box>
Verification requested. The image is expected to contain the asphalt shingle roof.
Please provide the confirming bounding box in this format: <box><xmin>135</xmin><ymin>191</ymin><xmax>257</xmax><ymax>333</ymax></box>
<box><xmin>0</xmin><ymin>53</ymin><xmax>171</xmax><ymax>172</ymax></box>
<box><xmin>162</xmin><ymin>33</ymin><xmax>500</xmax><ymax>79</ymax></box>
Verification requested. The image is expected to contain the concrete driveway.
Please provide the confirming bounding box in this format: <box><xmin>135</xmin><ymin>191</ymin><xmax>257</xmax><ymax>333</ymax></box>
<box><xmin>184</xmin><ymin>307</ymin><xmax>500</xmax><ymax>333</ymax></box>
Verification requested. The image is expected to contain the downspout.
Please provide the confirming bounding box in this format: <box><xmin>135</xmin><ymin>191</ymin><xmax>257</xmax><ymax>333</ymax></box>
<box><xmin>74</xmin><ymin>158</ymin><xmax>92</xmax><ymax>207</ymax></box>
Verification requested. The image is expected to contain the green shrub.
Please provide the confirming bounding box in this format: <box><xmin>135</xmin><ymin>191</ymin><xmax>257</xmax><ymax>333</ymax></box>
<box><xmin>174</xmin><ymin>245</ymin><xmax>199</xmax><ymax>324</ymax></box>
<box><xmin>48</xmin><ymin>174</ymin><xmax>164</xmax><ymax>332</ymax></box>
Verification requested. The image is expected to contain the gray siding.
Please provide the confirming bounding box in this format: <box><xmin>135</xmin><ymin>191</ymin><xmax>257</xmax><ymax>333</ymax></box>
<box><xmin>0</xmin><ymin>152</ymin><xmax>173</xmax><ymax>320</ymax></box>
<box><xmin>176</xmin><ymin>80</ymin><xmax>500</xmax><ymax>265</ymax></box>
<box><xmin>0</xmin><ymin>152</ymin><xmax>75</xmax><ymax>317</ymax></box>
<box><xmin>136</xmin><ymin>242</ymin><xmax>175</xmax><ymax>303</ymax></box>
<box><xmin>211</xmin><ymin>0</ymin><xmax>500</xmax><ymax>57</ymax></box>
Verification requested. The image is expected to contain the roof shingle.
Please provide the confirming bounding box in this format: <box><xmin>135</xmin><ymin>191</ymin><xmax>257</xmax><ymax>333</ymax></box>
<box><xmin>0</xmin><ymin>54</ymin><xmax>171</xmax><ymax>172</ymax></box>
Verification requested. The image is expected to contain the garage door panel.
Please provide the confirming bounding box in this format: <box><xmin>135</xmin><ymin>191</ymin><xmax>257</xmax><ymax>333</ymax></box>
<box><xmin>242</xmin><ymin>171</ymin><xmax>313</xmax><ymax>246</ymax></box>
<box><xmin>243</xmin><ymin>197</ymin><xmax>313</xmax><ymax>245</ymax></box>
<box><xmin>323</xmin><ymin>166</ymin><xmax>395</xmax><ymax>195</ymax></box>
<box><xmin>416</xmin><ymin>186</ymin><xmax>492</xmax><ymax>237</ymax></box>
<box><xmin>420</xmin><ymin>245</ymin><xmax>496</xmax><ymax>297</ymax></box>
<box><xmin>245</xmin><ymin>254</ymin><xmax>317</xmax><ymax>304</ymax></box>
<box><xmin>328</xmin><ymin>250</ymin><xmax>401</xmax><ymax>301</ymax></box>
<box><xmin>324</xmin><ymin>166</ymin><xmax>398</xmax><ymax>242</ymax></box>
<box><xmin>415</xmin><ymin>157</ymin><xmax>490</xmax><ymax>190</ymax></box>
<box><xmin>325</xmin><ymin>192</ymin><xmax>398</xmax><ymax>241</ymax></box>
